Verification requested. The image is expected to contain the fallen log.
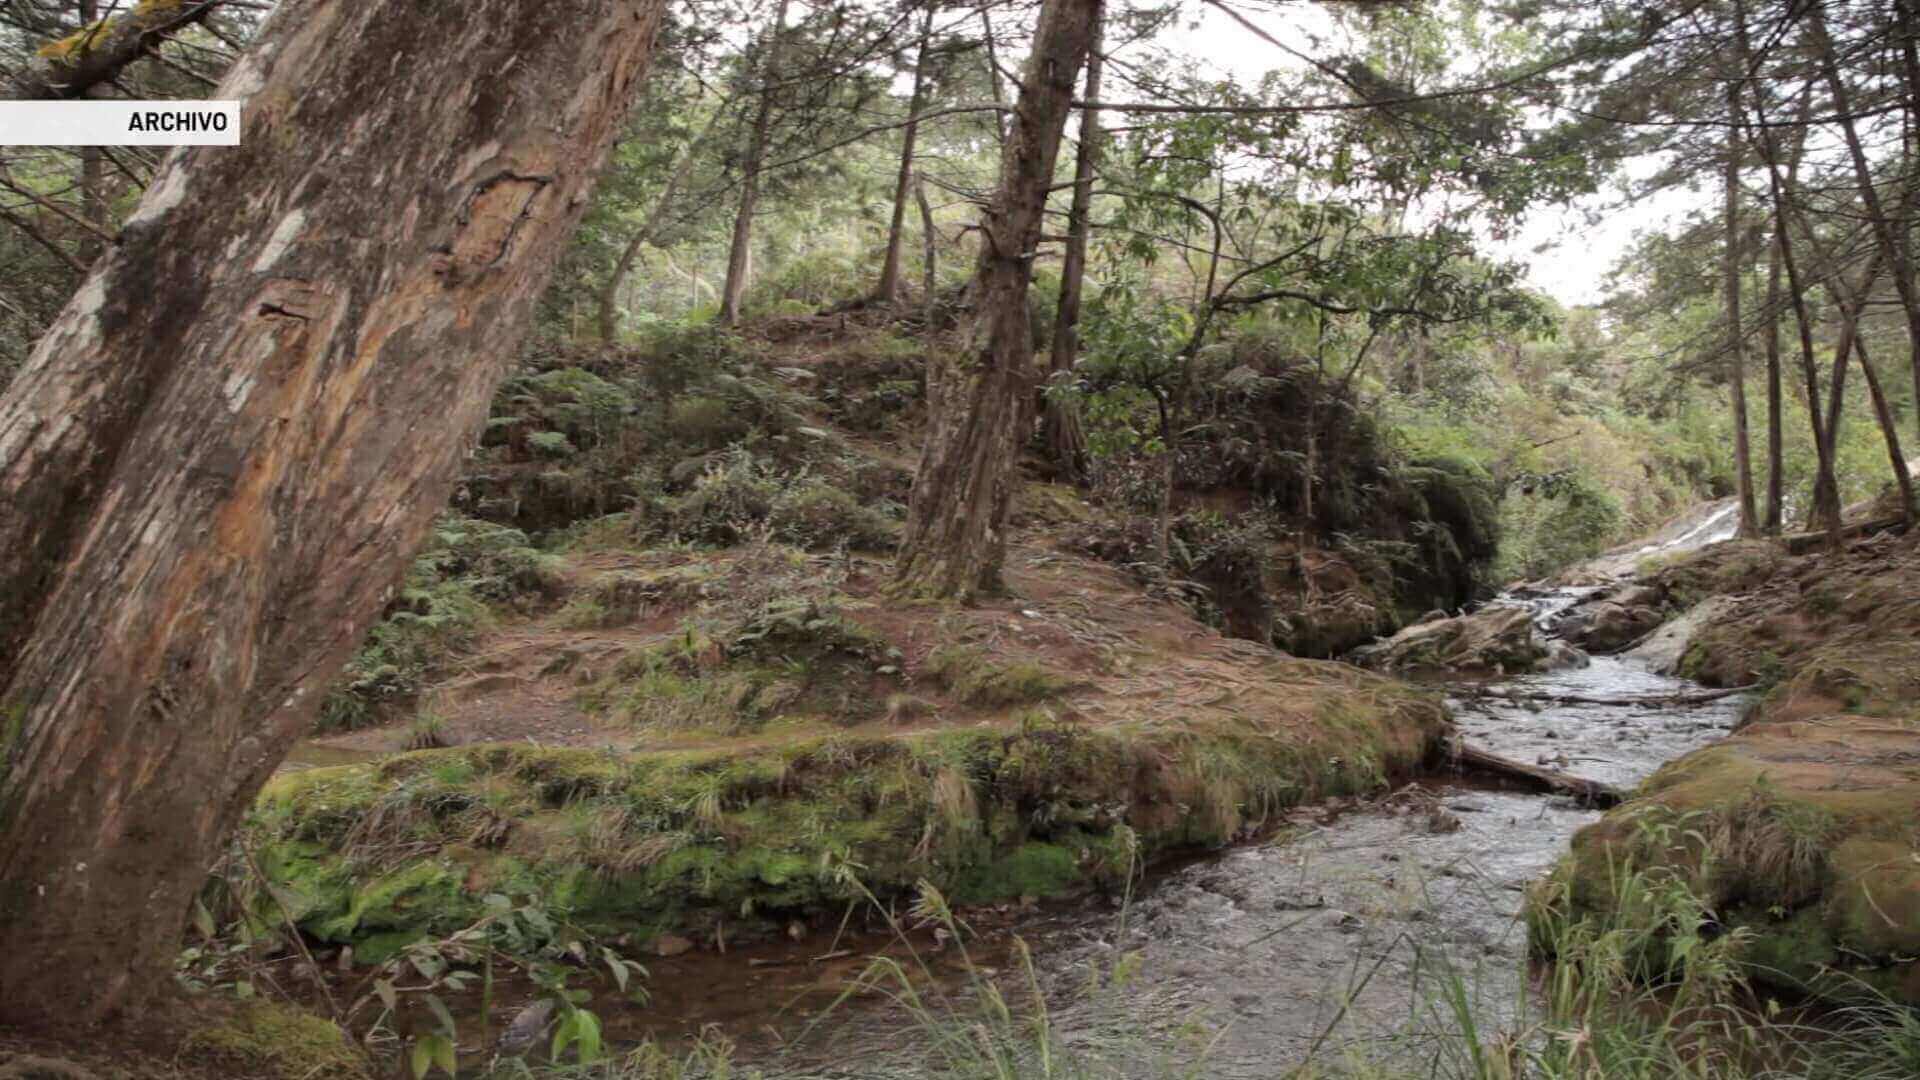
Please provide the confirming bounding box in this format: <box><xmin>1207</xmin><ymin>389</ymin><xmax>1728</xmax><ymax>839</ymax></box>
<box><xmin>1447</xmin><ymin>742</ymin><xmax>1626</xmax><ymax>807</ymax></box>
<box><xmin>1782</xmin><ymin>515</ymin><xmax>1908</xmax><ymax>555</ymax></box>
<box><xmin>1458</xmin><ymin>684</ymin><xmax>1755</xmax><ymax>708</ymax></box>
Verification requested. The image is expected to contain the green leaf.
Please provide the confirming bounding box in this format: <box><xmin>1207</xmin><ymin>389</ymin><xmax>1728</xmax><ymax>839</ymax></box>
<box><xmin>409</xmin><ymin>1041</ymin><xmax>432</xmax><ymax>1080</ymax></box>
<box><xmin>424</xmin><ymin>993</ymin><xmax>458</xmax><ymax>1038</ymax></box>
<box><xmin>602</xmin><ymin>947</ymin><xmax>629</xmax><ymax>993</ymax></box>
<box><xmin>375</xmin><ymin>978</ymin><xmax>398</xmax><ymax>1014</ymax></box>
<box><xmin>573</xmin><ymin>1010</ymin><xmax>604</xmax><ymax>1063</ymax></box>
<box><xmin>191</xmin><ymin>897</ymin><xmax>216</xmax><ymax>942</ymax></box>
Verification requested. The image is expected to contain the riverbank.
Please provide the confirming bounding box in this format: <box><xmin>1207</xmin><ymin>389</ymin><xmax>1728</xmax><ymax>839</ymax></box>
<box><xmin>1540</xmin><ymin>525</ymin><xmax>1920</xmax><ymax>1007</ymax></box>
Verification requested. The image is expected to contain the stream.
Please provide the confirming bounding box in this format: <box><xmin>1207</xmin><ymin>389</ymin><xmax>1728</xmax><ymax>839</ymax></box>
<box><xmin>562</xmin><ymin>505</ymin><xmax>1752</xmax><ymax>1076</ymax></box>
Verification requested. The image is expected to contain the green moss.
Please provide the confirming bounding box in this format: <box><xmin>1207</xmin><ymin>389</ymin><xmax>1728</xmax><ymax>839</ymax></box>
<box><xmin>1549</xmin><ymin>717</ymin><xmax>1920</xmax><ymax>1005</ymax></box>
<box><xmin>949</xmin><ymin>842</ymin><xmax>1081</xmax><ymax>903</ymax></box>
<box><xmin>183</xmin><ymin>1001</ymin><xmax>369</xmax><ymax>1079</ymax></box>
<box><xmin>923</xmin><ymin>646</ymin><xmax>1076</xmax><ymax>707</ymax></box>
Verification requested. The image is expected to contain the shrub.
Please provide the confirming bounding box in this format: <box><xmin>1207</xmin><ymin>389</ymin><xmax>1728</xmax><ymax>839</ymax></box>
<box><xmin>316</xmin><ymin>517</ymin><xmax>561</xmax><ymax>731</ymax></box>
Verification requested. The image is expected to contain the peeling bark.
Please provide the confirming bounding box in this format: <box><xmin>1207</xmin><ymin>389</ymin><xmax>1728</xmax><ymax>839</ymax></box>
<box><xmin>890</xmin><ymin>0</ymin><xmax>1096</xmax><ymax>601</ymax></box>
<box><xmin>0</xmin><ymin>0</ymin><xmax>666</xmax><ymax>1026</ymax></box>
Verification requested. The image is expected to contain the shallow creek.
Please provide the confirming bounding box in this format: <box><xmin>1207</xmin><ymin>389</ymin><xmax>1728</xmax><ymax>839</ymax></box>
<box><xmin>546</xmin><ymin>582</ymin><xmax>1748</xmax><ymax>1077</ymax></box>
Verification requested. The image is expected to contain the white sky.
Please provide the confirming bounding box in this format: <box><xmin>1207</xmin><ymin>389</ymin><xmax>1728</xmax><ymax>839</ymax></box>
<box><xmin>1136</xmin><ymin>0</ymin><xmax>1705</xmax><ymax>307</ymax></box>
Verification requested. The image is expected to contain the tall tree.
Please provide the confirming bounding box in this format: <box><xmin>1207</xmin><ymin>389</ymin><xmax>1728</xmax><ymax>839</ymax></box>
<box><xmin>890</xmin><ymin>0</ymin><xmax>1097</xmax><ymax>600</ymax></box>
<box><xmin>875</xmin><ymin>3</ymin><xmax>938</xmax><ymax>304</ymax></box>
<box><xmin>1723</xmin><ymin>84</ymin><xmax>1758</xmax><ymax>537</ymax></box>
<box><xmin>0</xmin><ymin>0</ymin><xmax>666</xmax><ymax>1025</ymax></box>
<box><xmin>719</xmin><ymin>0</ymin><xmax>792</xmax><ymax>326</ymax></box>
<box><xmin>1041</xmin><ymin>2</ymin><xmax>1103</xmax><ymax>479</ymax></box>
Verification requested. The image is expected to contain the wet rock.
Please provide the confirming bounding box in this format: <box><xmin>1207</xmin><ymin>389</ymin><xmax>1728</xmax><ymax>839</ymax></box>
<box><xmin>1446</xmin><ymin>799</ymin><xmax>1489</xmax><ymax>813</ymax></box>
<box><xmin>1568</xmin><ymin>601</ymin><xmax>1663</xmax><ymax>653</ymax></box>
<box><xmin>1351</xmin><ymin>605</ymin><xmax>1547</xmax><ymax>674</ymax></box>
<box><xmin>1540</xmin><ymin>640</ymin><xmax>1590</xmax><ymax>671</ymax></box>
<box><xmin>497</xmin><ymin>999</ymin><xmax>557</xmax><ymax>1056</ymax></box>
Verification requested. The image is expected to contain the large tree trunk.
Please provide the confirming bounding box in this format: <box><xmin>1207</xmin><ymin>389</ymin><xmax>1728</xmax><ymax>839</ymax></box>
<box><xmin>0</xmin><ymin>0</ymin><xmax>665</xmax><ymax>1027</ymax></box>
<box><xmin>719</xmin><ymin>0</ymin><xmax>790</xmax><ymax>326</ymax></box>
<box><xmin>1041</xmin><ymin>6</ymin><xmax>1103</xmax><ymax>481</ymax></box>
<box><xmin>875</xmin><ymin>7</ymin><xmax>936</xmax><ymax>304</ymax></box>
<box><xmin>890</xmin><ymin>0</ymin><xmax>1096</xmax><ymax>601</ymax></box>
<box><xmin>1895</xmin><ymin>0</ymin><xmax>1920</xmax><ymax>442</ymax></box>
<box><xmin>1735</xmin><ymin>12</ymin><xmax>1838</xmax><ymax>545</ymax></box>
<box><xmin>1723</xmin><ymin>105</ymin><xmax>1758</xmax><ymax>537</ymax></box>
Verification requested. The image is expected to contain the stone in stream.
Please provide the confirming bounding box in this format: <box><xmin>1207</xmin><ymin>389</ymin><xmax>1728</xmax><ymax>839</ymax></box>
<box><xmin>1540</xmin><ymin>640</ymin><xmax>1590</xmax><ymax>671</ymax></box>
<box><xmin>1350</xmin><ymin>605</ymin><xmax>1548</xmax><ymax>674</ymax></box>
<box><xmin>1565</xmin><ymin>600</ymin><xmax>1663</xmax><ymax>653</ymax></box>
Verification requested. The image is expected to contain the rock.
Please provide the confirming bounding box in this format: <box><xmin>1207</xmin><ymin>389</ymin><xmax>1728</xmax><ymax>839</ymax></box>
<box><xmin>652</xmin><ymin>932</ymin><xmax>695</xmax><ymax>958</ymax></box>
<box><xmin>1611</xmin><ymin>583</ymin><xmax>1664</xmax><ymax>610</ymax></box>
<box><xmin>1351</xmin><ymin>605</ymin><xmax>1547</xmax><ymax>674</ymax></box>
<box><xmin>1569</xmin><ymin>601</ymin><xmax>1663</xmax><ymax>653</ymax></box>
<box><xmin>1545</xmin><ymin>715</ymin><xmax>1920</xmax><ymax>1005</ymax></box>
<box><xmin>1624</xmin><ymin>595</ymin><xmax>1739</xmax><ymax>675</ymax></box>
<box><xmin>497</xmin><ymin>999</ymin><xmax>557</xmax><ymax>1056</ymax></box>
<box><xmin>1540</xmin><ymin>640</ymin><xmax>1590</xmax><ymax>671</ymax></box>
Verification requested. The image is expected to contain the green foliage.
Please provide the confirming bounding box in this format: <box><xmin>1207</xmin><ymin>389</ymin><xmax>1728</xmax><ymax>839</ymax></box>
<box><xmin>1492</xmin><ymin>470</ymin><xmax>1624</xmax><ymax>582</ymax></box>
<box><xmin>645</xmin><ymin>450</ymin><xmax>898</xmax><ymax>551</ymax></box>
<box><xmin>318</xmin><ymin>517</ymin><xmax>561</xmax><ymax>731</ymax></box>
<box><xmin>921</xmin><ymin>646</ymin><xmax>1075</xmax><ymax>708</ymax></box>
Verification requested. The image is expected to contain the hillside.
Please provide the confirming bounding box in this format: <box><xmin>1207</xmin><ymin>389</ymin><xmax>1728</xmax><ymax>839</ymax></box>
<box><xmin>243</xmin><ymin>314</ymin><xmax>1459</xmax><ymax>963</ymax></box>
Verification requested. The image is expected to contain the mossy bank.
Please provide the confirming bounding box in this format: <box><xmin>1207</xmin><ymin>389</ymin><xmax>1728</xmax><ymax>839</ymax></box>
<box><xmin>1535</xmin><ymin>529</ymin><xmax>1920</xmax><ymax>1005</ymax></box>
<box><xmin>252</xmin><ymin>661</ymin><xmax>1442</xmax><ymax>963</ymax></box>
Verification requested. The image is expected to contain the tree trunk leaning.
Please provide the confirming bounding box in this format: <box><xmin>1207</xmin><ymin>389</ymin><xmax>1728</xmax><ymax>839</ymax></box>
<box><xmin>890</xmin><ymin>0</ymin><xmax>1098</xmax><ymax>601</ymax></box>
<box><xmin>0</xmin><ymin>0</ymin><xmax>666</xmax><ymax>1027</ymax></box>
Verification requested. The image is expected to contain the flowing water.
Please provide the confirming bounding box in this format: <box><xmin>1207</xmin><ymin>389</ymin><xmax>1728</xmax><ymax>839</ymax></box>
<box><xmin>463</xmin><ymin>511</ymin><xmax>1757</xmax><ymax>1074</ymax></box>
<box><xmin>697</xmin><ymin>652</ymin><xmax>1745</xmax><ymax>1077</ymax></box>
<box><xmin>582</xmin><ymin>603</ymin><xmax>1748</xmax><ymax>1074</ymax></box>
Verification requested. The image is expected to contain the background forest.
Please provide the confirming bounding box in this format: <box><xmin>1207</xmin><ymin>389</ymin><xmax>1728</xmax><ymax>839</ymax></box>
<box><xmin>4</xmin><ymin>0</ymin><xmax>1920</xmax><ymax>1075</ymax></box>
